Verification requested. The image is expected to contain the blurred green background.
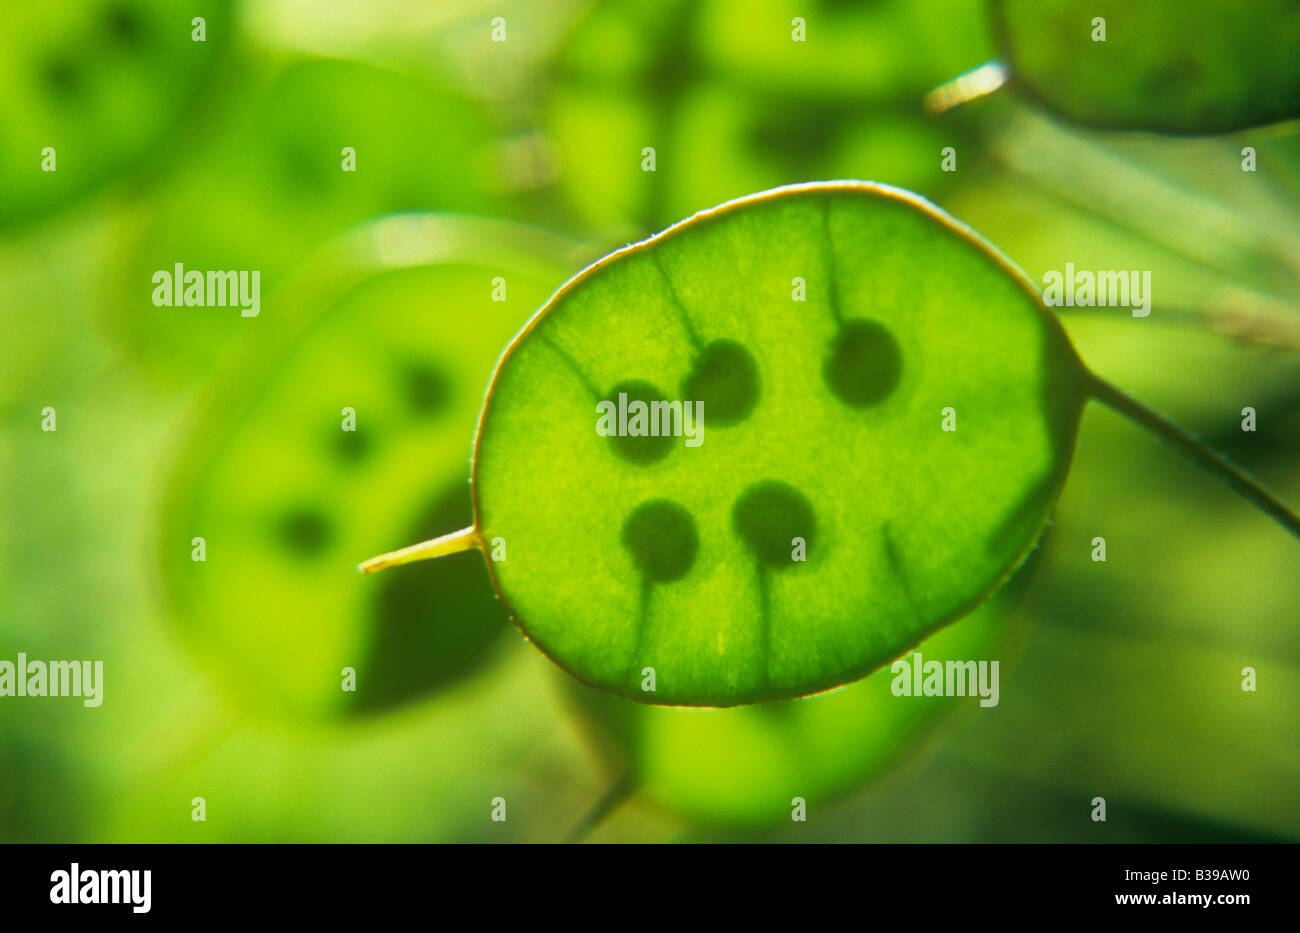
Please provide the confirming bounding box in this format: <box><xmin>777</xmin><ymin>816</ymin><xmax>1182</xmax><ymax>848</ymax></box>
<box><xmin>1</xmin><ymin>0</ymin><xmax>1297</xmax><ymax>842</ymax></box>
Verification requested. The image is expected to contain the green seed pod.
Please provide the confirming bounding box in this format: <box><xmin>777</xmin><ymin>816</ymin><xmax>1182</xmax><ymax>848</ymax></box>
<box><xmin>159</xmin><ymin>215</ymin><xmax>580</xmax><ymax>718</ymax></box>
<box><xmin>0</xmin><ymin>0</ymin><xmax>231</xmax><ymax>226</ymax></box>
<box><xmin>992</xmin><ymin>0</ymin><xmax>1300</xmax><ymax>134</ymax></box>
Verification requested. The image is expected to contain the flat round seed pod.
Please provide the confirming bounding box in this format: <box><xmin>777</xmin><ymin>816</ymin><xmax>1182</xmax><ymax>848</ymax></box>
<box><xmin>471</xmin><ymin>182</ymin><xmax>1088</xmax><ymax>707</ymax></box>
<box><xmin>158</xmin><ymin>215</ymin><xmax>579</xmax><ymax>718</ymax></box>
<box><xmin>0</xmin><ymin>0</ymin><xmax>230</xmax><ymax>226</ymax></box>
<box><xmin>992</xmin><ymin>0</ymin><xmax>1300</xmax><ymax>134</ymax></box>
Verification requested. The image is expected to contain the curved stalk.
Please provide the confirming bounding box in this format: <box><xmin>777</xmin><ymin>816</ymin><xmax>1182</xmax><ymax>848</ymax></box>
<box><xmin>1088</xmin><ymin>374</ymin><xmax>1300</xmax><ymax>541</ymax></box>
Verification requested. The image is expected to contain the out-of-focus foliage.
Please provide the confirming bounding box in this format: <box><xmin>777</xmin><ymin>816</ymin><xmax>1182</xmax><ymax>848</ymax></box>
<box><xmin>2</xmin><ymin>0</ymin><xmax>1298</xmax><ymax>842</ymax></box>
<box><xmin>546</xmin><ymin>0</ymin><xmax>991</xmax><ymax>232</ymax></box>
<box><xmin>109</xmin><ymin>58</ymin><xmax>504</xmax><ymax>380</ymax></box>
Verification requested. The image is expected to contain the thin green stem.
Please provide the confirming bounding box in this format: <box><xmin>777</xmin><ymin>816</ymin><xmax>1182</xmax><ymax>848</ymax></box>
<box><xmin>1088</xmin><ymin>374</ymin><xmax>1300</xmax><ymax>541</ymax></box>
<box><xmin>564</xmin><ymin>773</ymin><xmax>639</xmax><ymax>843</ymax></box>
<box><xmin>357</xmin><ymin>525</ymin><xmax>481</xmax><ymax>574</ymax></box>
